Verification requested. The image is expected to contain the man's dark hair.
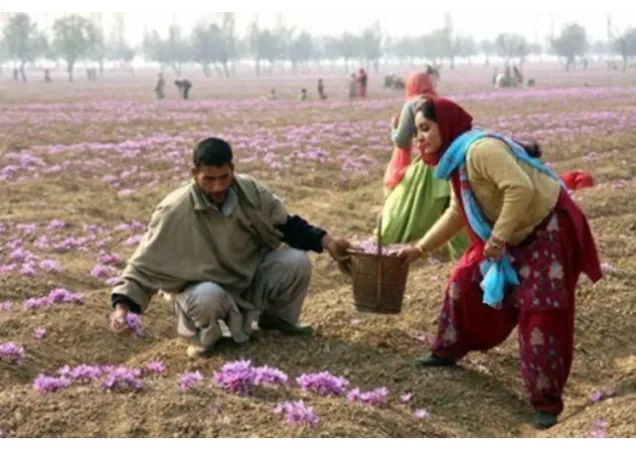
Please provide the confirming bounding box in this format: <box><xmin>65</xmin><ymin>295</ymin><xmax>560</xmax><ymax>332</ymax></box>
<box><xmin>193</xmin><ymin>138</ymin><xmax>233</xmax><ymax>168</ymax></box>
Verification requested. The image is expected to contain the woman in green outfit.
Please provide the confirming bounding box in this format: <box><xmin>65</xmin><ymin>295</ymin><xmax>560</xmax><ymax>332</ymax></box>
<box><xmin>380</xmin><ymin>71</ymin><xmax>470</xmax><ymax>260</ymax></box>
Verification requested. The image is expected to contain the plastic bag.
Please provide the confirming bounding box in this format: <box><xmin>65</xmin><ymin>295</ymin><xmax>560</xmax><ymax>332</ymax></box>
<box><xmin>479</xmin><ymin>254</ymin><xmax>520</xmax><ymax>309</ymax></box>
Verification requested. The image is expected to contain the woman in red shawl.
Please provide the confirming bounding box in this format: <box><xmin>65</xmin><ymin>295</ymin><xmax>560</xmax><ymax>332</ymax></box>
<box><xmin>380</xmin><ymin>72</ymin><xmax>470</xmax><ymax>258</ymax></box>
<box><xmin>397</xmin><ymin>97</ymin><xmax>603</xmax><ymax>430</ymax></box>
<box><xmin>357</xmin><ymin>68</ymin><xmax>368</xmax><ymax>99</ymax></box>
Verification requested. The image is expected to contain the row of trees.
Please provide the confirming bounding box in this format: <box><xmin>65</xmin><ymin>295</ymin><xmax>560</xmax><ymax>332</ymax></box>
<box><xmin>2</xmin><ymin>12</ymin><xmax>636</xmax><ymax>82</ymax></box>
<box><xmin>1</xmin><ymin>13</ymin><xmax>134</xmax><ymax>81</ymax></box>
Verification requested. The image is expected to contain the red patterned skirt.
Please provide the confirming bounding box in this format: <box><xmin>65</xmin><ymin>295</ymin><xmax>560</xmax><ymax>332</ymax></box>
<box><xmin>430</xmin><ymin>189</ymin><xmax>602</xmax><ymax>415</ymax></box>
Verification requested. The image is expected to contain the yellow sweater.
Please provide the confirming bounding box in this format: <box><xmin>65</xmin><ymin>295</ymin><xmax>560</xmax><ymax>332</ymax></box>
<box><xmin>417</xmin><ymin>137</ymin><xmax>560</xmax><ymax>251</ymax></box>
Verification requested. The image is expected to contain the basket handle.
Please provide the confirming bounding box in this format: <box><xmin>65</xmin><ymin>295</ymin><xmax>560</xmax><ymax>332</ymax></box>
<box><xmin>376</xmin><ymin>214</ymin><xmax>383</xmax><ymax>310</ymax></box>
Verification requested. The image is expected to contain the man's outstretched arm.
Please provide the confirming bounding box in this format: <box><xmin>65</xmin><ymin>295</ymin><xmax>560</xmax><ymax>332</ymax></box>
<box><xmin>276</xmin><ymin>214</ymin><xmax>328</xmax><ymax>253</ymax></box>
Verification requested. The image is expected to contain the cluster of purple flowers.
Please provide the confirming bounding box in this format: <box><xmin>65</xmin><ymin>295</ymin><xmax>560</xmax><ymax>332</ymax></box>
<box><xmin>32</xmin><ymin>327</ymin><xmax>47</xmax><ymax>340</ymax></box>
<box><xmin>296</xmin><ymin>371</ymin><xmax>350</xmax><ymax>396</ymax></box>
<box><xmin>2</xmin><ymin>242</ymin><xmax>64</xmax><ymax>277</ymax></box>
<box><xmin>590</xmin><ymin>388</ymin><xmax>616</xmax><ymax>403</ymax></box>
<box><xmin>32</xmin><ymin>363</ymin><xmax>154</xmax><ymax>394</ymax></box>
<box><xmin>347</xmin><ymin>387</ymin><xmax>389</xmax><ymax>407</ymax></box>
<box><xmin>273</xmin><ymin>401</ymin><xmax>319</xmax><ymax>428</ymax></box>
<box><xmin>90</xmin><ymin>264</ymin><xmax>114</xmax><ymax>279</ymax></box>
<box><xmin>178</xmin><ymin>371</ymin><xmax>204</xmax><ymax>391</ymax></box>
<box><xmin>590</xmin><ymin>420</ymin><xmax>608</xmax><ymax>438</ymax></box>
<box><xmin>212</xmin><ymin>360</ymin><xmax>287</xmax><ymax>397</ymax></box>
<box><xmin>143</xmin><ymin>360</ymin><xmax>166</xmax><ymax>375</ymax></box>
<box><xmin>23</xmin><ymin>288</ymin><xmax>84</xmax><ymax>312</ymax></box>
<box><xmin>32</xmin><ymin>375</ymin><xmax>72</xmax><ymax>393</ymax></box>
<box><xmin>353</xmin><ymin>239</ymin><xmax>409</xmax><ymax>256</ymax></box>
<box><xmin>96</xmin><ymin>250</ymin><xmax>121</xmax><ymax>265</ymax></box>
<box><xmin>102</xmin><ymin>367</ymin><xmax>144</xmax><ymax>393</ymax></box>
<box><xmin>0</xmin><ymin>342</ymin><xmax>26</xmax><ymax>364</ymax></box>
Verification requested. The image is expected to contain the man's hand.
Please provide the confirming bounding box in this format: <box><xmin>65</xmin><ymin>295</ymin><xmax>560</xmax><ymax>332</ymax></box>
<box><xmin>110</xmin><ymin>304</ymin><xmax>131</xmax><ymax>335</ymax></box>
<box><xmin>322</xmin><ymin>235</ymin><xmax>353</xmax><ymax>276</ymax></box>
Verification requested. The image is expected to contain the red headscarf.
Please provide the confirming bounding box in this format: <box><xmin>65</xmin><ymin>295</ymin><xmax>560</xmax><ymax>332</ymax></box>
<box><xmin>406</xmin><ymin>71</ymin><xmax>437</xmax><ymax>99</ymax></box>
<box><xmin>419</xmin><ymin>97</ymin><xmax>474</xmax><ymax>167</ymax></box>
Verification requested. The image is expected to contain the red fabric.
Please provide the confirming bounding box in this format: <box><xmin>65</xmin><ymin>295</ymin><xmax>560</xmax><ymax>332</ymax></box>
<box><xmin>561</xmin><ymin>170</ymin><xmax>595</xmax><ymax>191</ymax></box>
<box><xmin>383</xmin><ymin>147</ymin><xmax>414</xmax><ymax>190</ymax></box>
<box><xmin>420</xmin><ymin>97</ymin><xmax>474</xmax><ymax>167</ymax></box>
<box><xmin>449</xmin><ymin>171</ymin><xmax>480</xmax><ymax>244</ymax></box>
<box><xmin>405</xmin><ymin>72</ymin><xmax>436</xmax><ymax>99</ymax></box>
<box><xmin>554</xmin><ymin>188</ymin><xmax>603</xmax><ymax>283</ymax></box>
<box><xmin>357</xmin><ymin>68</ymin><xmax>368</xmax><ymax>99</ymax></box>
<box><xmin>429</xmin><ymin>188</ymin><xmax>602</xmax><ymax>415</ymax></box>
<box><xmin>384</xmin><ymin>72</ymin><xmax>438</xmax><ymax>190</ymax></box>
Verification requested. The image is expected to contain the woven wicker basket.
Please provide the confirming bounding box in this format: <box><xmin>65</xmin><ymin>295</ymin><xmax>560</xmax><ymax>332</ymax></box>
<box><xmin>348</xmin><ymin>217</ymin><xmax>409</xmax><ymax>314</ymax></box>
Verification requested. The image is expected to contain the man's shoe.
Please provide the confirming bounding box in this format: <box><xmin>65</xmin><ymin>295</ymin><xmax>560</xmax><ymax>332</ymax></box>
<box><xmin>186</xmin><ymin>342</ymin><xmax>216</xmax><ymax>359</ymax></box>
<box><xmin>186</xmin><ymin>330</ymin><xmax>218</xmax><ymax>359</ymax></box>
<box><xmin>258</xmin><ymin>315</ymin><xmax>314</xmax><ymax>336</ymax></box>
<box><xmin>414</xmin><ymin>353</ymin><xmax>457</xmax><ymax>367</ymax></box>
<box><xmin>533</xmin><ymin>412</ymin><xmax>558</xmax><ymax>430</ymax></box>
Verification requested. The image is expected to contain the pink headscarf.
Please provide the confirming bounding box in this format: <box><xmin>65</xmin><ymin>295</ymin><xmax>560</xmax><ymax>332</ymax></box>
<box><xmin>406</xmin><ymin>71</ymin><xmax>437</xmax><ymax>99</ymax></box>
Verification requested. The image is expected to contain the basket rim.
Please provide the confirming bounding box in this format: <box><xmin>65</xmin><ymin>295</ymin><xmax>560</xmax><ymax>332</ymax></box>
<box><xmin>347</xmin><ymin>249</ymin><xmax>403</xmax><ymax>260</ymax></box>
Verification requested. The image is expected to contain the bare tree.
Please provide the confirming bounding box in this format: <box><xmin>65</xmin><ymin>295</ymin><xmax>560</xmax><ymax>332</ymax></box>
<box><xmin>3</xmin><ymin>13</ymin><xmax>42</xmax><ymax>82</ymax></box>
<box><xmin>52</xmin><ymin>14</ymin><xmax>97</xmax><ymax>81</ymax></box>
<box><xmin>550</xmin><ymin>23</ymin><xmax>587</xmax><ymax>71</ymax></box>
<box><xmin>610</xmin><ymin>27</ymin><xmax>636</xmax><ymax>71</ymax></box>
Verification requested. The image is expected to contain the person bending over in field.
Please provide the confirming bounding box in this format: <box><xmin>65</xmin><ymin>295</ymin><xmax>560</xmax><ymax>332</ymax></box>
<box><xmin>109</xmin><ymin>137</ymin><xmax>353</xmax><ymax>358</ymax></box>
<box><xmin>396</xmin><ymin>97</ymin><xmax>602</xmax><ymax>430</ymax></box>
<box><xmin>175</xmin><ymin>79</ymin><xmax>192</xmax><ymax>100</ymax></box>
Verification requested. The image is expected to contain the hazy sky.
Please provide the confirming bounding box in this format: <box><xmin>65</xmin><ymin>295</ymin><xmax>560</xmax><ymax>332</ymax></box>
<box><xmin>18</xmin><ymin>11</ymin><xmax>636</xmax><ymax>45</ymax></box>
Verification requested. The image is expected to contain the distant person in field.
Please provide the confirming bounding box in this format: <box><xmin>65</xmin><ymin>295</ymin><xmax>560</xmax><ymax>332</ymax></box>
<box><xmin>392</xmin><ymin>77</ymin><xmax>405</xmax><ymax>90</ymax></box>
<box><xmin>154</xmin><ymin>73</ymin><xmax>165</xmax><ymax>100</ymax></box>
<box><xmin>495</xmin><ymin>67</ymin><xmax>511</xmax><ymax>88</ymax></box>
<box><xmin>496</xmin><ymin>66</ymin><xmax>523</xmax><ymax>89</ymax></box>
<box><xmin>384</xmin><ymin>74</ymin><xmax>395</xmax><ymax>88</ymax></box>
<box><xmin>317</xmin><ymin>79</ymin><xmax>327</xmax><ymax>100</ymax></box>
<box><xmin>396</xmin><ymin>97</ymin><xmax>602</xmax><ymax>430</ymax></box>
<box><xmin>348</xmin><ymin>74</ymin><xmax>358</xmax><ymax>100</ymax></box>
<box><xmin>380</xmin><ymin>71</ymin><xmax>470</xmax><ymax>258</ymax></box>
<box><xmin>267</xmin><ymin>89</ymin><xmax>278</xmax><ymax>100</ymax></box>
<box><xmin>300</xmin><ymin>88</ymin><xmax>308</xmax><ymax>101</ymax></box>
<box><xmin>513</xmin><ymin>66</ymin><xmax>523</xmax><ymax>85</ymax></box>
<box><xmin>109</xmin><ymin>138</ymin><xmax>353</xmax><ymax>358</ymax></box>
<box><xmin>425</xmin><ymin>65</ymin><xmax>440</xmax><ymax>86</ymax></box>
<box><xmin>44</xmin><ymin>69</ymin><xmax>52</xmax><ymax>83</ymax></box>
<box><xmin>357</xmin><ymin>68</ymin><xmax>368</xmax><ymax>99</ymax></box>
<box><xmin>175</xmin><ymin>79</ymin><xmax>192</xmax><ymax>100</ymax></box>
